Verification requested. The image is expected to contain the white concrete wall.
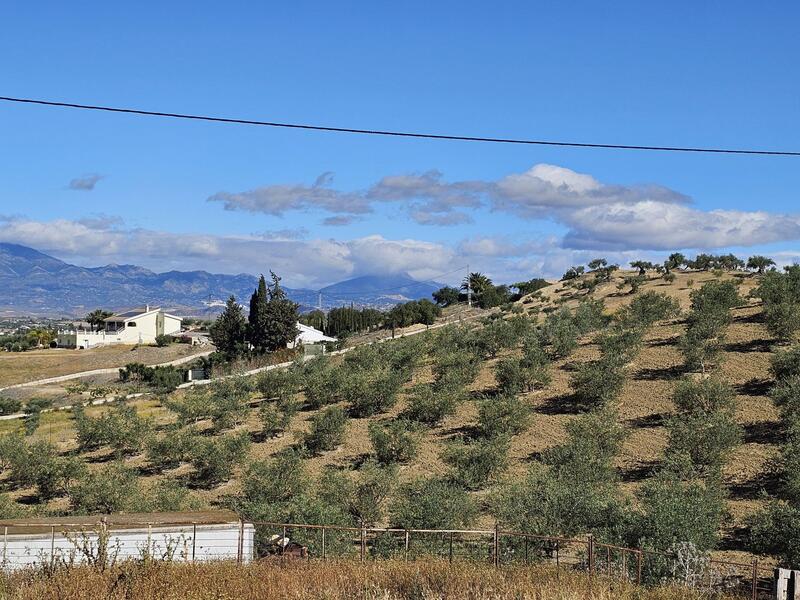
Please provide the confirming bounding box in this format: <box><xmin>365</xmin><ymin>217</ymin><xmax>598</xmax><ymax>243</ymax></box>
<box><xmin>0</xmin><ymin>523</ymin><xmax>255</xmax><ymax>571</ymax></box>
<box><xmin>163</xmin><ymin>315</ymin><xmax>182</xmax><ymax>336</ymax></box>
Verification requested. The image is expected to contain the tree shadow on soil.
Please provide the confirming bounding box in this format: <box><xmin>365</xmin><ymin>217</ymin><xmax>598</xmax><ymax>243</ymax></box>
<box><xmin>633</xmin><ymin>365</ymin><xmax>685</xmax><ymax>381</ymax></box>
<box><xmin>742</xmin><ymin>420</ymin><xmax>783</xmax><ymax>445</ymax></box>
<box><xmin>724</xmin><ymin>339</ymin><xmax>774</xmax><ymax>353</ymax></box>
<box><xmin>626</xmin><ymin>412</ymin><xmax>668</xmax><ymax>429</ymax></box>
<box><xmin>618</xmin><ymin>460</ymin><xmax>659</xmax><ymax>483</ymax></box>
<box><xmin>534</xmin><ymin>393</ymin><xmax>586</xmax><ymax>415</ymax></box>
<box><xmin>728</xmin><ymin>469</ymin><xmax>781</xmax><ymax>502</ymax></box>
<box><xmin>736</xmin><ymin>378</ymin><xmax>773</xmax><ymax>398</ymax></box>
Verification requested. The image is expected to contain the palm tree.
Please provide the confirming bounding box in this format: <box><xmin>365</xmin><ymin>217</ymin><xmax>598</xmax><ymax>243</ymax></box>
<box><xmin>86</xmin><ymin>309</ymin><xmax>113</xmax><ymax>331</ymax></box>
<box><xmin>461</xmin><ymin>272</ymin><xmax>492</xmax><ymax>295</ymax></box>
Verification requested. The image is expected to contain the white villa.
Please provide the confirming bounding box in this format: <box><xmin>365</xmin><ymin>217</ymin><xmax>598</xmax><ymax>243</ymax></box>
<box><xmin>57</xmin><ymin>306</ymin><xmax>182</xmax><ymax>349</ymax></box>
<box><xmin>289</xmin><ymin>322</ymin><xmax>337</xmax><ymax>348</ymax></box>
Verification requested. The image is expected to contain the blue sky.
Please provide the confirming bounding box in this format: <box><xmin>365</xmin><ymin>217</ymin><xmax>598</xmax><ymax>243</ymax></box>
<box><xmin>1</xmin><ymin>1</ymin><xmax>799</xmax><ymax>288</ymax></box>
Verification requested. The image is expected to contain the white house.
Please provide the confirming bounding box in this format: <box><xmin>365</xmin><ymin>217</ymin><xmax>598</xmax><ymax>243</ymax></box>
<box><xmin>0</xmin><ymin>510</ymin><xmax>254</xmax><ymax>571</ymax></box>
<box><xmin>288</xmin><ymin>322</ymin><xmax>337</xmax><ymax>348</ymax></box>
<box><xmin>57</xmin><ymin>306</ymin><xmax>182</xmax><ymax>349</ymax></box>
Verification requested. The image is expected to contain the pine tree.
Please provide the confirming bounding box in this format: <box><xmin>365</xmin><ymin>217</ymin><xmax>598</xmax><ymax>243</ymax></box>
<box><xmin>263</xmin><ymin>271</ymin><xmax>299</xmax><ymax>351</ymax></box>
<box><xmin>247</xmin><ymin>275</ymin><xmax>270</xmax><ymax>352</ymax></box>
<box><xmin>209</xmin><ymin>296</ymin><xmax>247</xmax><ymax>357</ymax></box>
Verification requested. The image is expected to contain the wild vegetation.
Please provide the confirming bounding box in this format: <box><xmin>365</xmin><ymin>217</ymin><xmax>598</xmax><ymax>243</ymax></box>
<box><xmin>2</xmin><ymin>253</ymin><xmax>799</xmax><ymax>584</ymax></box>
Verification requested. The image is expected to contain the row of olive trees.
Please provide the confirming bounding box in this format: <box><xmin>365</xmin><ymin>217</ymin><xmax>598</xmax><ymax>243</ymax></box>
<box><xmin>749</xmin><ymin>346</ymin><xmax>800</xmax><ymax>567</ymax></box>
<box><xmin>679</xmin><ymin>280</ymin><xmax>742</xmax><ymax>373</ymax></box>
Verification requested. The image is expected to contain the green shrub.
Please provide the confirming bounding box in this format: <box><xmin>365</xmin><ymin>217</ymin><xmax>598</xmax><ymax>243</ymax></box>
<box><xmin>665</xmin><ymin>412</ymin><xmax>741</xmax><ymax>475</ymax></box>
<box><xmin>443</xmin><ymin>436</ymin><xmax>510</xmax><ymax>490</ymax></box>
<box><xmin>672</xmin><ymin>377</ymin><xmax>735</xmax><ymax>415</ymax></box>
<box><xmin>477</xmin><ymin>395</ymin><xmax>530</xmax><ymax>438</ymax></box>
<box><xmin>145</xmin><ymin>478</ymin><xmax>200</xmax><ymax>512</ymax></box>
<box><xmin>369</xmin><ymin>420</ymin><xmax>420</xmax><ymax>464</ymax></box>
<box><xmin>771</xmin><ymin>346</ymin><xmax>800</xmax><ymax>382</ymax></box>
<box><xmin>74</xmin><ymin>404</ymin><xmax>151</xmax><ymax>457</ymax></box>
<box><xmin>23</xmin><ymin>397</ymin><xmax>52</xmax><ymax>435</ymax></box>
<box><xmin>302</xmin><ymin>359</ymin><xmax>345</xmax><ymax>409</ymax></box>
<box><xmin>771</xmin><ymin>376</ymin><xmax>800</xmax><ymax>421</ymax></box>
<box><xmin>618</xmin><ymin>291</ymin><xmax>680</xmax><ymax>328</ymax></box>
<box><xmin>0</xmin><ymin>398</ymin><xmax>21</xmax><ymax>416</ymax></box>
<box><xmin>341</xmin><ymin>367</ymin><xmax>403</xmax><ymax>417</ymax></box>
<box><xmin>405</xmin><ymin>384</ymin><xmax>460</xmax><ymax>425</ymax></box>
<box><xmin>303</xmin><ymin>406</ymin><xmax>348</xmax><ymax>454</ymax></box>
<box><xmin>189</xmin><ymin>431</ymin><xmax>251</xmax><ymax>486</ymax></box>
<box><xmin>431</xmin><ymin>350</ymin><xmax>481</xmax><ymax>391</ymax></box>
<box><xmin>154</xmin><ymin>334</ymin><xmax>172</xmax><ymax>347</ymax></box>
<box><xmin>164</xmin><ymin>377</ymin><xmax>250</xmax><ymax>432</ymax></box>
<box><xmin>259</xmin><ymin>403</ymin><xmax>292</xmax><ymax>438</ymax></box>
<box><xmin>572</xmin><ymin>298</ymin><xmax>607</xmax><ymax>334</ymax></box>
<box><xmin>570</xmin><ymin>357</ymin><xmax>626</xmax><ymax>410</ymax></box>
<box><xmin>70</xmin><ymin>461</ymin><xmax>139</xmax><ymax>514</ymax></box>
<box><xmin>390</xmin><ymin>477</ymin><xmax>477</xmax><ymax>529</ymax></box>
<box><xmin>255</xmin><ymin>368</ymin><xmax>299</xmax><ymax>402</ymax></box>
<box><xmin>145</xmin><ymin>428</ymin><xmax>197</xmax><ymax>470</ymax></box>
<box><xmin>748</xmin><ymin>501</ymin><xmax>800</xmax><ymax>568</ymax></box>
<box><xmin>495</xmin><ymin>343</ymin><xmax>551</xmax><ymax>395</ymax></box>
<box><xmin>541</xmin><ymin>308</ymin><xmax>579</xmax><ymax>358</ymax></box>
<box><xmin>627</xmin><ymin>463</ymin><xmax>726</xmax><ymax>553</ymax></box>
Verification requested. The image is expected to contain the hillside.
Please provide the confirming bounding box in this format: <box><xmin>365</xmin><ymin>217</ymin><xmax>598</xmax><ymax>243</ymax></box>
<box><xmin>0</xmin><ymin>267</ymin><xmax>788</xmax><ymax>572</ymax></box>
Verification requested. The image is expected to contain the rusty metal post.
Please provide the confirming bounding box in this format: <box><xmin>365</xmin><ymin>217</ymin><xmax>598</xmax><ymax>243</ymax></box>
<box><xmin>524</xmin><ymin>536</ymin><xmax>529</xmax><ymax>564</ymax></box>
<box><xmin>556</xmin><ymin>541</ymin><xmax>560</xmax><ymax>578</ymax></box>
<box><xmin>237</xmin><ymin>520</ymin><xmax>244</xmax><ymax>564</ymax></box>
<box><xmin>404</xmin><ymin>529</ymin><xmax>410</xmax><ymax>561</ymax></box>
<box><xmin>636</xmin><ymin>550</ymin><xmax>642</xmax><ymax>585</ymax></box>
<box><xmin>449</xmin><ymin>531</ymin><xmax>454</xmax><ymax>564</ymax></box>
<box><xmin>3</xmin><ymin>525</ymin><xmax>7</xmax><ymax>566</ymax></box>
<box><xmin>50</xmin><ymin>526</ymin><xmax>55</xmax><ymax>568</ymax></box>
<box><xmin>192</xmin><ymin>524</ymin><xmax>197</xmax><ymax>562</ymax></box>
<box><xmin>588</xmin><ymin>535</ymin><xmax>595</xmax><ymax>577</ymax></box>
<box><xmin>606</xmin><ymin>545</ymin><xmax>611</xmax><ymax>576</ymax></box>
<box><xmin>321</xmin><ymin>527</ymin><xmax>326</xmax><ymax>560</ymax></box>
<box><xmin>751</xmin><ymin>559</ymin><xmax>758</xmax><ymax>600</ymax></box>
<box><xmin>493</xmin><ymin>524</ymin><xmax>499</xmax><ymax>567</ymax></box>
<box><xmin>360</xmin><ymin>527</ymin><xmax>366</xmax><ymax>562</ymax></box>
<box><xmin>622</xmin><ymin>550</ymin><xmax>627</xmax><ymax>580</ymax></box>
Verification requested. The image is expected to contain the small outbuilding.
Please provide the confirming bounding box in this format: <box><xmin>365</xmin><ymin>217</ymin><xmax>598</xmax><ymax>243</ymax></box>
<box><xmin>288</xmin><ymin>322</ymin><xmax>337</xmax><ymax>349</ymax></box>
<box><xmin>0</xmin><ymin>510</ymin><xmax>254</xmax><ymax>571</ymax></box>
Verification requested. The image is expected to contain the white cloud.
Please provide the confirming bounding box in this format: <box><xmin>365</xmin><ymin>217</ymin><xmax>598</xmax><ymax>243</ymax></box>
<box><xmin>0</xmin><ymin>217</ymin><xmax>457</xmax><ymax>288</ymax></box>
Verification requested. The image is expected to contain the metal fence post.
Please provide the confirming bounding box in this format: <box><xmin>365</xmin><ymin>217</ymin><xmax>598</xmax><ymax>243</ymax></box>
<box><xmin>449</xmin><ymin>531</ymin><xmax>454</xmax><ymax>564</ymax></box>
<box><xmin>493</xmin><ymin>523</ymin><xmax>499</xmax><ymax>567</ymax></box>
<box><xmin>360</xmin><ymin>527</ymin><xmax>366</xmax><ymax>562</ymax></box>
<box><xmin>321</xmin><ymin>526</ymin><xmax>326</xmax><ymax>560</ymax></box>
<box><xmin>524</xmin><ymin>536</ymin><xmax>529</xmax><ymax>565</ymax></box>
<box><xmin>3</xmin><ymin>526</ymin><xmax>7</xmax><ymax>566</ymax></box>
<box><xmin>588</xmin><ymin>535</ymin><xmax>595</xmax><ymax>577</ymax></box>
<box><xmin>192</xmin><ymin>524</ymin><xmax>196</xmax><ymax>562</ymax></box>
<box><xmin>636</xmin><ymin>550</ymin><xmax>642</xmax><ymax>585</ymax></box>
<box><xmin>237</xmin><ymin>520</ymin><xmax>244</xmax><ymax>564</ymax></box>
<box><xmin>404</xmin><ymin>529</ymin><xmax>410</xmax><ymax>561</ymax></box>
<box><xmin>50</xmin><ymin>526</ymin><xmax>55</xmax><ymax>568</ymax></box>
<box><xmin>752</xmin><ymin>558</ymin><xmax>758</xmax><ymax>600</ymax></box>
<box><xmin>606</xmin><ymin>545</ymin><xmax>611</xmax><ymax>577</ymax></box>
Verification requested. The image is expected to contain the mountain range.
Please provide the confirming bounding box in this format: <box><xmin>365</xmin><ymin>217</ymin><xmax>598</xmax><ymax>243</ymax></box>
<box><xmin>0</xmin><ymin>243</ymin><xmax>443</xmax><ymax>317</ymax></box>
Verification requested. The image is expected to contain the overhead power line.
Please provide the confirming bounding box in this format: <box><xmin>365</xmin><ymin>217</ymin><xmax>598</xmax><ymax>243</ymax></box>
<box><xmin>1</xmin><ymin>95</ymin><xmax>798</xmax><ymax>156</ymax></box>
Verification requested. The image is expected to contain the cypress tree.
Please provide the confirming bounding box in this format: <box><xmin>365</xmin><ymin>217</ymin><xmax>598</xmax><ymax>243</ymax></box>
<box><xmin>209</xmin><ymin>296</ymin><xmax>247</xmax><ymax>357</ymax></box>
<box><xmin>248</xmin><ymin>275</ymin><xmax>270</xmax><ymax>352</ymax></box>
<box><xmin>263</xmin><ymin>272</ymin><xmax>299</xmax><ymax>351</ymax></box>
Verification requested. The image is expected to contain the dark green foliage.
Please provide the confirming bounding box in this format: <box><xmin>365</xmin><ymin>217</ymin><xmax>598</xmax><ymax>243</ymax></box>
<box><xmin>164</xmin><ymin>377</ymin><xmax>251</xmax><ymax>432</ymax></box>
<box><xmin>405</xmin><ymin>383</ymin><xmax>460</xmax><ymax>425</ymax></box>
<box><xmin>118</xmin><ymin>362</ymin><xmax>184</xmax><ymax>392</ymax></box>
<box><xmin>540</xmin><ymin>308</ymin><xmax>579</xmax><ymax>358</ymax></box>
<box><xmin>209</xmin><ymin>295</ymin><xmax>248</xmax><ymax>357</ymax></box>
<box><xmin>144</xmin><ymin>478</ymin><xmax>200</xmax><ymax>512</ymax></box>
<box><xmin>256</xmin><ymin>272</ymin><xmax>300</xmax><ymax>352</ymax></box>
<box><xmin>431</xmin><ymin>349</ymin><xmax>481</xmax><ymax>391</ymax></box>
<box><xmin>771</xmin><ymin>375</ymin><xmax>800</xmax><ymax>421</ymax></box>
<box><xmin>85</xmin><ymin>309</ymin><xmax>113</xmax><ymax>330</ymax></box>
<box><xmin>665</xmin><ymin>378</ymin><xmax>740</xmax><ymax>475</ymax></box>
<box><xmin>322</xmin><ymin>306</ymin><xmax>384</xmax><ymax>338</ymax></box>
<box><xmin>303</xmin><ymin>406</ymin><xmax>348</xmax><ymax>454</ymax></box>
<box><xmin>390</xmin><ymin>477</ymin><xmax>477</xmax><ymax>529</ymax></box>
<box><xmin>23</xmin><ymin>397</ymin><xmax>52</xmax><ymax>435</ymax></box>
<box><xmin>749</xmin><ymin>501</ymin><xmax>800</xmax><ymax>568</ymax></box>
<box><xmin>747</xmin><ymin>255</ymin><xmax>776</xmax><ymax>274</ymax></box>
<box><xmin>597</xmin><ymin>325</ymin><xmax>645</xmax><ymax>364</ymax></box>
<box><xmin>74</xmin><ymin>404</ymin><xmax>151</xmax><ymax>457</ymax></box>
<box><xmin>258</xmin><ymin>403</ymin><xmax>292</xmax><ymax>438</ymax></box>
<box><xmin>689</xmin><ymin>280</ymin><xmax>742</xmax><ymax>315</ymax></box>
<box><xmin>679</xmin><ymin>281</ymin><xmax>742</xmax><ymax>372</ymax></box>
<box><xmin>561</xmin><ymin>265</ymin><xmax>585</xmax><ymax>280</ymax></box>
<box><xmin>369</xmin><ymin>419</ymin><xmax>420</xmax><ymax>464</ymax></box>
<box><xmin>69</xmin><ymin>461</ymin><xmax>139</xmax><ymax>514</ymax></box>
<box><xmin>386</xmin><ymin>299</ymin><xmax>441</xmax><ymax>328</ymax></box>
<box><xmin>341</xmin><ymin>366</ymin><xmax>404</xmax><ymax>417</ymax></box>
<box><xmin>512</xmin><ymin>278</ymin><xmax>550</xmax><ymax>297</ymax></box>
<box><xmin>664</xmin><ymin>253</ymin><xmax>686</xmax><ymax>272</ymax></box>
<box><xmin>572</xmin><ymin>298</ymin><xmax>607</xmax><ymax>333</ymax></box>
<box><xmin>154</xmin><ymin>334</ymin><xmax>172</xmax><ymax>347</ymax></box>
<box><xmin>771</xmin><ymin>346</ymin><xmax>800</xmax><ymax>382</ymax></box>
<box><xmin>443</xmin><ymin>436</ymin><xmax>510</xmax><ymax>490</ymax></box>
<box><xmin>477</xmin><ymin>395</ymin><xmax>530</xmax><ymax>438</ymax></box>
<box><xmin>492</xmin><ymin>409</ymin><xmax>625</xmax><ymax>539</ymax></box>
<box><xmin>570</xmin><ymin>357</ymin><xmax>626</xmax><ymax>410</ymax></box>
<box><xmin>474</xmin><ymin>317</ymin><xmax>516</xmax><ymax>358</ymax></box>
<box><xmin>189</xmin><ymin>431</ymin><xmax>251</xmax><ymax>486</ymax></box>
<box><xmin>0</xmin><ymin>397</ymin><xmax>21</xmax><ymax>416</ymax></box>
<box><xmin>432</xmin><ymin>286</ymin><xmax>460</xmax><ymax>307</ymax></box>
<box><xmin>255</xmin><ymin>368</ymin><xmax>299</xmax><ymax>402</ymax></box>
<box><xmin>301</xmin><ymin>357</ymin><xmax>344</xmax><ymax>409</ymax></box>
<box><xmin>628</xmin><ymin>461</ymin><xmax>726</xmax><ymax>553</ymax></box>
<box><xmin>145</xmin><ymin>428</ymin><xmax>197</xmax><ymax>470</ymax></box>
<box><xmin>618</xmin><ymin>291</ymin><xmax>680</xmax><ymax>328</ymax></box>
<box><xmin>494</xmin><ymin>342</ymin><xmax>551</xmax><ymax>395</ymax></box>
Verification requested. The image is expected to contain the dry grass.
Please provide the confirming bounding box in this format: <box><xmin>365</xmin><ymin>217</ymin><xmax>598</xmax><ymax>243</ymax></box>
<box><xmin>0</xmin><ymin>343</ymin><xmax>208</xmax><ymax>387</ymax></box>
<box><xmin>0</xmin><ymin>560</ymin><xmax>737</xmax><ymax>600</ymax></box>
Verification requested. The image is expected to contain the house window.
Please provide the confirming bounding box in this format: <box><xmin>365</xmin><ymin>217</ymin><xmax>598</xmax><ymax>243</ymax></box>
<box><xmin>127</xmin><ymin>322</ymin><xmax>136</xmax><ymax>327</ymax></box>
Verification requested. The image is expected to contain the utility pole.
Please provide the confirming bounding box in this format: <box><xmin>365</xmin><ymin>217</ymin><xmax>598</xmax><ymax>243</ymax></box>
<box><xmin>466</xmin><ymin>264</ymin><xmax>472</xmax><ymax>308</ymax></box>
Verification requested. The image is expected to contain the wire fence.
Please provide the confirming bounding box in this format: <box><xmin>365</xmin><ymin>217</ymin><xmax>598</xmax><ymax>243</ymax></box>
<box><xmin>0</xmin><ymin>519</ymin><xmax>776</xmax><ymax>598</ymax></box>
